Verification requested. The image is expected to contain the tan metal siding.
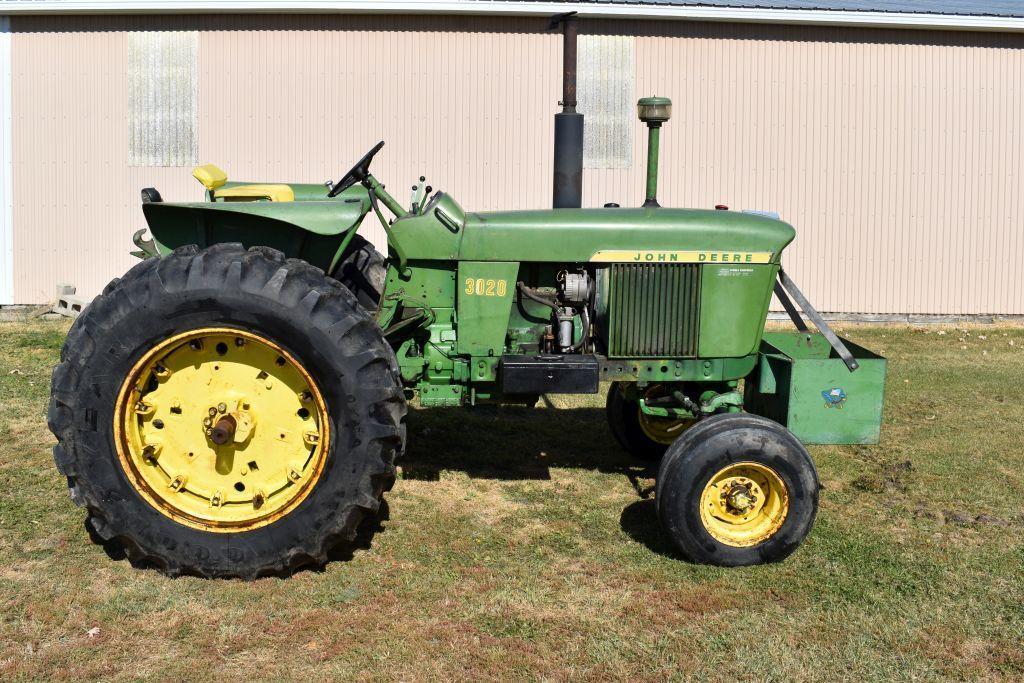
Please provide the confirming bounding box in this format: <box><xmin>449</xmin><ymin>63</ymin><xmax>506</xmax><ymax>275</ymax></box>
<box><xmin>12</xmin><ymin>16</ymin><xmax>198</xmax><ymax>305</ymax></box>
<box><xmin>627</xmin><ymin>23</ymin><xmax>1024</xmax><ymax>315</ymax></box>
<box><xmin>10</xmin><ymin>15</ymin><xmax>1024</xmax><ymax>314</ymax></box>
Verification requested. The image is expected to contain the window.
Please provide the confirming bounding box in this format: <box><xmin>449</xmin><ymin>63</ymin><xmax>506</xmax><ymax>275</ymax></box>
<box><xmin>579</xmin><ymin>34</ymin><xmax>635</xmax><ymax>169</ymax></box>
<box><xmin>128</xmin><ymin>31</ymin><xmax>198</xmax><ymax>167</ymax></box>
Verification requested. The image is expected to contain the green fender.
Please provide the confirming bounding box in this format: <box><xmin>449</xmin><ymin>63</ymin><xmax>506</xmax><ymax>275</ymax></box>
<box><xmin>142</xmin><ymin>185</ymin><xmax>371</xmax><ymax>273</ymax></box>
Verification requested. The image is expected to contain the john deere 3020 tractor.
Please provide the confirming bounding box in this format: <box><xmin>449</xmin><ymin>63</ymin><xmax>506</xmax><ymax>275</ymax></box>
<box><xmin>48</xmin><ymin>97</ymin><xmax>886</xmax><ymax>578</ymax></box>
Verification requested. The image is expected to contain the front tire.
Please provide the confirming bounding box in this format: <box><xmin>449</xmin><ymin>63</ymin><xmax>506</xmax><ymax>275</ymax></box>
<box><xmin>656</xmin><ymin>413</ymin><xmax>818</xmax><ymax>566</ymax></box>
<box><xmin>48</xmin><ymin>243</ymin><xmax>406</xmax><ymax>578</ymax></box>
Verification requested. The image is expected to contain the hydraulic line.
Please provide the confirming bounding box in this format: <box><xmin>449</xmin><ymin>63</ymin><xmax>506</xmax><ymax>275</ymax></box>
<box><xmin>516</xmin><ymin>282</ymin><xmax>560</xmax><ymax>312</ymax></box>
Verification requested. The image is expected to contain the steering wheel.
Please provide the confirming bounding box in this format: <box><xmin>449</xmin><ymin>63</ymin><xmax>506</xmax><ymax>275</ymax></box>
<box><xmin>328</xmin><ymin>141</ymin><xmax>385</xmax><ymax>197</ymax></box>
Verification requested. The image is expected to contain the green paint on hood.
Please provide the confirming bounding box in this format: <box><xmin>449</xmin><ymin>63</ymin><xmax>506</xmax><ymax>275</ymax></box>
<box><xmin>458</xmin><ymin>207</ymin><xmax>795</xmax><ymax>263</ymax></box>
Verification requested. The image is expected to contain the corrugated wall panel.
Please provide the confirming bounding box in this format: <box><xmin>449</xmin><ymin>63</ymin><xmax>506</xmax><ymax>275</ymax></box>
<box><xmin>9</xmin><ymin>15</ymin><xmax>1024</xmax><ymax>314</ymax></box>
<box><xmin>11</xmin><ymin>15</ymin><xmax>199</xmax><ymax>305</ymax></box>
<box><xmin>615</xmin><ymin>20</ymin><xmax>1024</xmax><ymax>315</ymax></box>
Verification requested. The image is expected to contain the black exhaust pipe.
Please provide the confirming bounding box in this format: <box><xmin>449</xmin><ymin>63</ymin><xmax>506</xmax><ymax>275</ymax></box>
<box><xmin>551</xmin><ymin>12</ymin><xmax>583</xmax><ymax>209</ymax></box>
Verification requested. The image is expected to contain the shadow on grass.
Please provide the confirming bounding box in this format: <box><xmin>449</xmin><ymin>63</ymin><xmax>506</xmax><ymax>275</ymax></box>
<box><xmin>401</xmin><ymin>405</ymin><xmax>656</xmax><ymax>482</ymax></box>
<box><xmin>85</xmin><ymin>403</ymin><xmax>680</xmax><ymax>577</ymax></box>
<box><xmin>86</xmin><ymin>499</ymin><xmax>393</xmax><ymax>579</ymax></box>
<box><xmin>402</xmin><ymin>403</ymin><xmax>684</xmax><ymax>560</ymax></box>
<box><xmin>619</xmin><ymin>498</ymin><xmax>681</xmax><ymax>559</ymax></box>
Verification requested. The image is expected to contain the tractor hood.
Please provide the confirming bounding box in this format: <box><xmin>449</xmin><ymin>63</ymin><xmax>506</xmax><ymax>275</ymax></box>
<box><xmin>458</xmin><ymin>208</ymin><xmax>795</xmax><ymax>264</ymax></box>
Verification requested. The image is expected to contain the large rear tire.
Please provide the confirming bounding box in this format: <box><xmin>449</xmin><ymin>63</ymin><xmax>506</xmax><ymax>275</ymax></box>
<box><xmin>48</xmin><ymin>243</ymin><xmax>406</xmax><ymax>578</ymax></box>
<box><xmin>332</xmin><ymin>234</ymin><xmax>386</xmax><ymax>312</ymax></box>
<box><xmin>656</xmin><ymin>413</ymin><xmax>818</xmax><ymax>566</ymax></box>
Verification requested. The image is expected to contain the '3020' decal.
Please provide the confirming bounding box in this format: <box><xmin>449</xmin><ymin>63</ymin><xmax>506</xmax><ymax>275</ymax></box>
<box><xmin>464</xmin><ymin>278</ymin><xmax>508</xmax><ymax>297</ymax></box>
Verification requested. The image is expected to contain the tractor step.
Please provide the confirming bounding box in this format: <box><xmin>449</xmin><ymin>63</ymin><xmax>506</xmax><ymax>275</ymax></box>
<box><xmin>500</xmin><ymin>354</ymin><xmax>600</xmax><ymax>394</ymax></box>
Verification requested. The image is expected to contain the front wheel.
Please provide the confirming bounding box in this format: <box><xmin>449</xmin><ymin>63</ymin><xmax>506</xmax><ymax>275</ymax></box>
<box><xmin>48</xmin><ymin>243</ymin><xmax>406</xmax><ymax>578</ymax></box>
<box><xmin>656</xmin><ymin>413</ymin><xmax>818</xmax><ymax>566</ymax></box>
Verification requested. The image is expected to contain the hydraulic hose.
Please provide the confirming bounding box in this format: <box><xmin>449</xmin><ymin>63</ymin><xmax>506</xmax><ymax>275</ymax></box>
<box><xmin>517</xmin><ymin>282</ymin><xmax>560</xmax><ymax>312</ymax></box>
<box><xmin>570</xmin><ymin>306</ymin><xmax>590</xmax><ymax>352</ymax></box>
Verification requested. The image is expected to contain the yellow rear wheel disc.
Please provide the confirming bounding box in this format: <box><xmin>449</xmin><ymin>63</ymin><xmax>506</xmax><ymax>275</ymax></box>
<box><xmin>114</xmin><ymin>328</ymin><xmax>330</xmax><ymax>532</ymax></box>
<box><xmin>699</xmin><ymin>462</ymin><xmax>789</xmax><ymax>547</ymax></box>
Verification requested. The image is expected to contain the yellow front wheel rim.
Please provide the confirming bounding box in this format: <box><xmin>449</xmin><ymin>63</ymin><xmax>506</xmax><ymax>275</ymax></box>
<box><xmin>699</xmin><ymin>462</ymin><xmax>789</xmax><ymax>547</ymax></box>
<box><xmin>636</xmin><ymin>385</ymin><xmax>695</xmax><ymax>446</ymax></box>
<box><xmin>114</xmin><ymin>328</ymin><xmax>330</xmax><ymax>532</ymax></box>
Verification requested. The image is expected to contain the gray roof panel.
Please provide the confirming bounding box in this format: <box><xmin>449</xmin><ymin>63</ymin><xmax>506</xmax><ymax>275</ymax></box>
<box><xmin>507</xmin><ymin>1</ymin><xmax>1024</xmax><ymax>19</ymax></box>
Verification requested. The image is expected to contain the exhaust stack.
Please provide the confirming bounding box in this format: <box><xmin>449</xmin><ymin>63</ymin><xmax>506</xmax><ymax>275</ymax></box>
<box><xmin>638</xmin><ymin>96</ymin><xmax>672</xmax><ymax>208</ymax></box>
<box><xmin>551</xmin><ymin>12</ymin><xmax>583</xmax><ymax>209</ymax></box>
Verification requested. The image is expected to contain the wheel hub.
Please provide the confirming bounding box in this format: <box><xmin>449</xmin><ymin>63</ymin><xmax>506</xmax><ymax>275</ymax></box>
<box><xmin>114</xmin><ymin>328</ymin><xmax>330</xmax><ymax>532</ymax></box>
<box><xmin>699</xmin><ymin>462</ymin><xmax>789</xmax><ymax>547</ymax></box>
<box><xmin>724</xmin><ymin>480</ymin><xmax>758</xmax><ymax>514</ymax></box>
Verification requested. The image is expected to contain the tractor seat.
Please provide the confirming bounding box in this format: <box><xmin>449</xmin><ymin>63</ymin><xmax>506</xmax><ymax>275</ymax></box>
<box><xmin>192</xmin><ymin>163</ymin><xmax>295</xmax><ymax>202</ymax></box>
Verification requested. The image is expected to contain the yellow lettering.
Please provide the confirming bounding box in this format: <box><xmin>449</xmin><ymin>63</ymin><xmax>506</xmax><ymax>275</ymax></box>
<box><xmin>464</xmin><ymin>278</ymin><xmax>509</xmax><ymax>297</ymax></box>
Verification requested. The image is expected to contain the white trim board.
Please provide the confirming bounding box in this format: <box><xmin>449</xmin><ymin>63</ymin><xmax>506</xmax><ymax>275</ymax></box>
<box><xmin>0</xmin><ymin>2</ymin><xmax>1022</xmax><ymax>33</ymax></box>
<box><xmin>0</xmin><ymin>16</ymin><xmax>11</xmax><ymax>306</ymax></box>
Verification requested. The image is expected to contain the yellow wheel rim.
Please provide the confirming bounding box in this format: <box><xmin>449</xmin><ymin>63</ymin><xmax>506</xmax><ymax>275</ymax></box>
<box><xmin>114</xmin><ymin>328</ymin><xmax>330</xmax><ymax>532</ymax></box>
<box><xmin>699</xmin><ymin>462</ymin><xmax>789</xmax><ymax>547</ymax></box>
<box><xmin>637</xmin><ymin>385</ymin><xmax>695</xmax><ymax>446</ymax></box>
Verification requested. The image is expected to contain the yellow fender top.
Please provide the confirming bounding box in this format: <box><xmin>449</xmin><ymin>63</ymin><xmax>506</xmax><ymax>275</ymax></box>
<box><xmin>193</xmin><ymin>163</ymin><xmax>228</xmax><ymax>190</ymax></box>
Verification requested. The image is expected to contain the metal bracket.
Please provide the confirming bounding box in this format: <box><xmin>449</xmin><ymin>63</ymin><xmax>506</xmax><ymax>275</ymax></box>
<box><xmin>547</xmin><ymin>10</ymin><xmax>577</xmax><ymax>30</ymax></box>
<box><xmin>700</xmin><ymin>390</ymin><xmax>744</xmax><ymax>414</ymax></box>
<box><xmin>131</xmin><ymin>228</ymin><xmax>158</xmax><ymax>259</ymax></box>
<box><xmin>638</xmin><ymin>398</ymin><xmax>695</xmax><ymax>420</ymax></box>
<box><xmin>776</xmin><ymin>269</ymin><xmax>860</xmax><ymax>372</ymax></box>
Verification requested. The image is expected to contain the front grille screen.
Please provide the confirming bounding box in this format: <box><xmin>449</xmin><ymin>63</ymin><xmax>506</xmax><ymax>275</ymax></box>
<box><xmin>607</xmin><ymin>263</ymin><xmax>701</xmax><ymax>358</ymax></box>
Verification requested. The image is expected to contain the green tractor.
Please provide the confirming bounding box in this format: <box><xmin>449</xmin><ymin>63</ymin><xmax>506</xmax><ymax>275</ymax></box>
<box><xmin>48</xmin><ymin>97</ymin><xmax>885</xmax><ymax>578</ymax></box>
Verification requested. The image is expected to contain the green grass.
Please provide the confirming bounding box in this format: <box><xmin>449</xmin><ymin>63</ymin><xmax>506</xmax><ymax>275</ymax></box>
<box><xmin>0</xmin><ymin>321</ymin><xmax>1022</xmax><ymax>680</ymax></box>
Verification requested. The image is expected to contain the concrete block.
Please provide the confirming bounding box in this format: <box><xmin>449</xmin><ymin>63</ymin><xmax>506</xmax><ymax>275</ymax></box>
<box><xmin>51</xmin><ymin>285</ymin><xmax>92</xmax><ymax>319</ymax></box>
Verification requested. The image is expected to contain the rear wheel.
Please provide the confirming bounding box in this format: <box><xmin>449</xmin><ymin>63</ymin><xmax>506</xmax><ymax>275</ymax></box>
<box><xmin>656</xmin><ymin>413</ymin><xmax>818</xmax><ymax>566</ymax></box>
<box><xmin>332</xmin><ymin>234</ymin><xmax>386</xmax><ymax>312</ymax></box>
<box><xmin>49</xmin><ymin>243</ymin><xmax>406</xmax><ymax>578</ymax></box>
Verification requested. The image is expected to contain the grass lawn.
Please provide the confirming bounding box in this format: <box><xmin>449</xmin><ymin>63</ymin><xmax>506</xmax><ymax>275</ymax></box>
<box><xmin>0</xmin><ymin>321</ymin><xmax>1022</xmax><ymax>680</ymax></box>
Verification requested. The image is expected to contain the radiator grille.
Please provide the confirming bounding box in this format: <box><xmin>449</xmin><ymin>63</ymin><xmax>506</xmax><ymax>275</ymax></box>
<box><xmin>607</xmin><ymin>263</ymin><xmax>701</xmax><ymax>358</ymax></box>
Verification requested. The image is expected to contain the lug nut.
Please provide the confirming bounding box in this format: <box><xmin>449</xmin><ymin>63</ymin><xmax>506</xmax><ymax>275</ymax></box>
<box><xmin>217</xmin><ymin>403</ymin><xmax>227</xmax><ymax>413</ymax></box>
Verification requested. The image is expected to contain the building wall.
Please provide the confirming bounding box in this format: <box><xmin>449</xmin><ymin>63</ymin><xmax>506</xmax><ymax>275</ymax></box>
<box><xmin>8</xmin><ymin>14</ymin><xmax>1024</xmax><ymax>313</ymax></box>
